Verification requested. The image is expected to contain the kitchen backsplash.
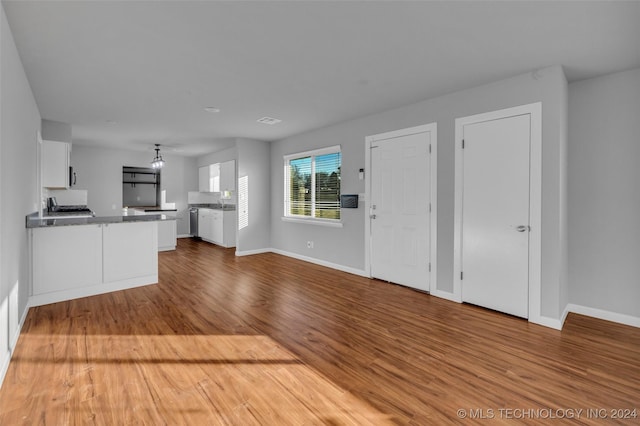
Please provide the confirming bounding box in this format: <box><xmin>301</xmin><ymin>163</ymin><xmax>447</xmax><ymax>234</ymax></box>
<box><xmin>47</xmin><ymin>189</ymin><xmax>88</xmax><ymax>205</ymax></box>
<box><xmin>188</xmin><ymin>191</ymin><xmax>237</xmax><ymax>205</ymax></box>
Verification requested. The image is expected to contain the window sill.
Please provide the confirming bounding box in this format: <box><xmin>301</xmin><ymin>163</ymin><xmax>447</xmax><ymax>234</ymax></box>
<box><xmin>281</xmin><ymin>216</ymin><xmax>343</xmax><ymax>228</ymax></box>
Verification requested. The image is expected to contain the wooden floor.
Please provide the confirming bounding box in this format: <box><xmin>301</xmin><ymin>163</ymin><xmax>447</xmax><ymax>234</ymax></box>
<box><xmin>1</xmin><ymin>239</ymin><xmax>639</xmax><ymax>425</ymax></box>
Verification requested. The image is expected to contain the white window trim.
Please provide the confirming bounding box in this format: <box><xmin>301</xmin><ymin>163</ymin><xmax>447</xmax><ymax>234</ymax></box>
<box><xmin>283</xmin><ymin>145</ymin><xmax>342</xmax><ymax>226</ymax></box>
<box><xmin>281</xmin><ymin>216</ymin><xmax>343</xmax><ymax>228</ymax></box>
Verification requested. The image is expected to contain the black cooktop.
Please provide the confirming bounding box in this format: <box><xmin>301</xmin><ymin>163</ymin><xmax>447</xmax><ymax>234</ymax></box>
<box><xmin>47</xmin><ymin>205</ymin><xmax>93</xmax><ymax>215</ymax></box>
<box><xmin>50</xmin><ymin>205</ymin><xmax>93</xmax><ymax>214</ymax></box>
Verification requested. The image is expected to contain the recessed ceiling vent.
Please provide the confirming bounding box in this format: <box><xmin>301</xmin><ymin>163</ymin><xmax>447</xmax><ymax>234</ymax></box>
<box><xmin>257</xmin><ymin>116</ymin><xmax>282</xmax><ymax>125</ymax></box>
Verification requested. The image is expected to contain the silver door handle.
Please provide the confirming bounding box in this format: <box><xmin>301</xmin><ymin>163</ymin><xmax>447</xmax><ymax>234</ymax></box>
<box><xmin>516</xmin><ymin>225</ymin><xmax>530</xmax><ymax>232</ymax></box>
<box><xmin>370</xmin><ymin>214</ymin><xmax>377</xmax><ymax>219</ymax></box>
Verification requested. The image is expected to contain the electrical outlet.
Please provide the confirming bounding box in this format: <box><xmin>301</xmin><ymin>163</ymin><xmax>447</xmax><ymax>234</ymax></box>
<box><xmin>307</xmin><ymin>241</ymin><xmax>314</xmax><ymax>249</ymax></box>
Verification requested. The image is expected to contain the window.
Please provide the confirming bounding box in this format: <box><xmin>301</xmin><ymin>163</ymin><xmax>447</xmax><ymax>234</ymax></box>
<box><xmin>284</xmin><ymin>145</ymin><xmax>341</xmax><ymax>223</ymax></box>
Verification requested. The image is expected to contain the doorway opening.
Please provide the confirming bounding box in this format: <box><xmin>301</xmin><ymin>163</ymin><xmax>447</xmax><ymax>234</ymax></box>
<box><xmin>122</xmin><ymin>166</ymin><xmax>161</xmax><ymax>207</ymax></box>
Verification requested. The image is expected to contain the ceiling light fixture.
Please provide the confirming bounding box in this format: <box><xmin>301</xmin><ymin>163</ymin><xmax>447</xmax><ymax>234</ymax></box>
<box><xmin>151</xmin><ymin>144</ymin><xmax>165</xmax><ymax>169</ymax></box>
<box><xmin>257</xmin><ymin>116</ymin><xmax>282</xmax><ymax>125</ymax></box>
<box><xmin>204</xmin><ymin>107</ymin><xmax>221</xmax><ymax>113</ymax></box>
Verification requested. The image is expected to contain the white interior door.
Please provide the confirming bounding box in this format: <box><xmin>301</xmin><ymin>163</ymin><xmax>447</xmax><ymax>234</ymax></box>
<box><xmin>370</xmin><ymin>131</ymin><xmax>431</xmax><ymax>292</ymax></box>
<box><xmin>461</xmin><ymin>114</ymin><xmax>531</xmax><ymax>318</ymax></box>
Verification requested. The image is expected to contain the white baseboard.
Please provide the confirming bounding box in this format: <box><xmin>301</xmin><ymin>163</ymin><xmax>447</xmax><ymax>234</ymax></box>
<box><xmin>567</xmin><ymin>303</ymin><xmax>640</xmax><ymax>328</ymax></box>
<box><xmin>529</xmin><ymin>315</ymin><xmax>564</xmax><ymax>330</ymax></box>
<box><xmin>10</xmin><ymin>304</ymin><xmax>29</xmax><ymax>350</ymax></box>
<box><xmin>430</xmin><ymin>289</ymin><xmax>462</xmax><ymax>303</ymax></box>
<box><xmin>28</xmin><ymin>275</ymin><xmax>158</xmax><ymax>308</ymax></box>
<box><xmin>1</xmin><ymin>301</ymin><xmax>31</xmax><ymax>389</ymax></box>
<box><xmin>560</xmin><ymin>304</ymin><xmax>571</xmax><ymax>328</ymax></box>
<box><xmin>270</xmin><ymin>248</ymin><xmax>368</xmax><ymax>278</ymax></box>
<box><xmin>177</xmin><ymin>234</ymin><xmax>191</xmax><ymax>239</ymax></box>
<box><xmin>235</xmin><ymin>248</ymin><xmax>273</xmax><ymax>257</ymax></box>
<box><xmin>0</xmin><ymin>349</ymin><xmax>10</xmax><ymax>391</ymax></box>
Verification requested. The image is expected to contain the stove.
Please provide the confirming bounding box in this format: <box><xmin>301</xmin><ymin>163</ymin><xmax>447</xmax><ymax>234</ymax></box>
<box><xmin>51</xmin><ymin>205</ymin><xmax>94</xmax><ymax>214</ymax></box>
<box><xmin>45</xmin><ymin>205</ymin><xmax>95</xmax><ymax>218</ymax></box>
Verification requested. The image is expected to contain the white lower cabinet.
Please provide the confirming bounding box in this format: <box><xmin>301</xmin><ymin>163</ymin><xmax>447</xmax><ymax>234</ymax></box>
<box><xmin>197</xmin><ymin>208</ymin><xmax>236</xmax><ymax>247</ymax></box>
<box><xmin>103</xmin><ymin>222</ymin><xmax>158</xmax><ymax>283</ymax></box>
<box><xmin>32</xmin><ymin>224</ymin><xmax>103</xmax><ymax>295</ymax></box>
<box><xmin>157</xmin><ymin>219</ymin><xmax>177</xmax><ymax>251</ymax></box>
<box><xmin>198</xmin><ymin>209</ymin><xmax>214</xmax><ymax>241</ymax></box>
<box><xmin>130</xmin><ymin>208</ymin><xmax>176</xmax><ymax>251</ymax></box>
<box><xmin>30</xmin><ymin>221</ymin><xmax>159</xmax><ymax>306</ymax></box>
<box><xmin>212</xmin><ymin>210</ymin><xmax>223</xmax><ymax>244</ymax></box>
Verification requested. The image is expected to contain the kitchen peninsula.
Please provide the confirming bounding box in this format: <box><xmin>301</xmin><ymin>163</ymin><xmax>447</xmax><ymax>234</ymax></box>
<box><xmin>123</xmin><ymin>207</ymin><xmax>178</xmax><ymax>251</ymax></box>
<box><xmin>26</xmin><ymin>212</ymin><xmax>175</xmax><ymax>307</ymax></box>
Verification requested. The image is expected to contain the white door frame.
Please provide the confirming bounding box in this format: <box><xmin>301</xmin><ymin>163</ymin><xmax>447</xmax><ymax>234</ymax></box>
<box><xmin>453</xmin><ymin>102</ymin><xmax>542</xmax><ymax>322</ymax></box>
<box><xmin>365</xmin><ymin>123</ymin><xmax>437</xmax><ymax>293</ymax></box>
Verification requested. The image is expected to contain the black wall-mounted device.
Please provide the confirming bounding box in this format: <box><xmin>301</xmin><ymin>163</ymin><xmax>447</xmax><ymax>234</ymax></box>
<box><xmin>340</xmin><ymin>194</ymin><xmax>359</xmax><ymax>208</ymax></box>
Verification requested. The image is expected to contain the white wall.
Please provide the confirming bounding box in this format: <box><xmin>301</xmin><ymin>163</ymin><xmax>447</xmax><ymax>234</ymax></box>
<box><xmin>195</xmin><ymin>145</ymin><xmax>238</xmax><ymax>205</ymax></box>
<box><xmin>270</xmin><ymin>65</ymin><xmax>569</xmax><ymax>322</ymax></box>
<box><xmin>236</xmin><ymin>138</ymin><xmax>270</xmax><ymax>254</ymax></box>
<box><xmin>1</xmin><ymin>3</ymin><xmax>41</xmax><ymax>379</ymax></box>
<box><xmin>568</xmin><ymin>68</ymin><xmax>640</xmax><ymax>319</ymax></box>
<box><xmin>71</xmin><ymin>145</ymin><xmax>197</xmax><ymax>236</ymax></box>
<box><xmin>194</xmin><ymin>139</ymin><xmax>271</xmax><ymax>253</ymax></box>
<box><xmin>41</xmin><ymin>119</ymin><xmax>71</xmax><ymax>142</ymax></box>
<box><xmin>197</xmin><ymin>145</ymin><xmax>237</xmax><ymax>168</ymax></box>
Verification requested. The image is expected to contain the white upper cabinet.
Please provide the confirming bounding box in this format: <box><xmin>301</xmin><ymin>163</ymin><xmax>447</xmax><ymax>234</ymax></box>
<box><xmin>198</xmin><ymin>160</ymin><xmax>235</xmax><ymax>193</ymax></box>
<box><xmin>210</xmin><ymin>163</ymin><xmax>221</xmax><ymax>192</ymax></box>
<box><xmin>198</xmin><ymin>166</ymin><xmax>209</xmax><ymax>192</ymax></box>
<box><xmin>43</xmin><ymin>140</ymin><xmax>71</xmax><ymax>188</ymax></box>
<box><xmin>220</xmin><ymin>160</ymin><xmax>236</xmax><ymax>191</ymax></box>
<box><xmin>199</xmin><ymin>163</ymin><xmax>220</xmax><ymax>192</ymax></box>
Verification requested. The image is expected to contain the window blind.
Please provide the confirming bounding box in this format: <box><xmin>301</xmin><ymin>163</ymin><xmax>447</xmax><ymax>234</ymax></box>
<box><xmin>284</xmin><ymin>146</ymin><xmax>341</xmax><ymax>221</ymax></box>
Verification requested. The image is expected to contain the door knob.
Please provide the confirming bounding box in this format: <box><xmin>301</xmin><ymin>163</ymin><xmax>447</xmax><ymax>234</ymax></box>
<box><xmin>370</xmin><ymin>214</ymin><xmax>377</xmax><ymax>220</ymax></box>
<box><xmin>516</xmin><ymin>225</ymin><xmax>530</xmax><ymax>232</ymax></box>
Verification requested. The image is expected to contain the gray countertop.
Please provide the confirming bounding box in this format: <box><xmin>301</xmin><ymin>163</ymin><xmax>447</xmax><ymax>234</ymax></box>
<box><xmin>128</xmin><ymin>206</ymin><xmax>178</xmax><ymax>212</ymax></box>
<box><xmin>189</xmin><ymin>203</ymin><xmax>236</xmax><ymax>211</ymax></box>
<box><xmin>26</xmin><ymin>212</ymin><xmax>176</xmax><ymax>228</ymax></box>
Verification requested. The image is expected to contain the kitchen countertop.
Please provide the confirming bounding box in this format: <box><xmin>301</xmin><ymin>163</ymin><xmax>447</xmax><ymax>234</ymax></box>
<box><xmin>26</xmin><ymin>212</ymin><xmax>176</xmax><ymax>228</ymax></box>
<box><xmin>128</xmin><ymin>206</ymin><xmax>178</xmax><ymax>212</ymax></box>
<box><xmin>189</xmin><ymin>203</ymin><xmax>236</xmax><ymax>211</ymax></box>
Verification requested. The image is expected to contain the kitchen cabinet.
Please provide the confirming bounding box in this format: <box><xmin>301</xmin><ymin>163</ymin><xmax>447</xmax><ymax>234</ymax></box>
<box><xmin>198</xmin><ymin>166</ymin><xmax>209</xmax><ymax>192</ymax></box>
<box><xmin>130</xmin><ymin>208</ymin><xmax>177</xmax><ymax>251</ymax></box>
<box><xmin>220</xmin><ymin>160</ymin><xmax>236</xmax><ymax>191</ymax></box>
<box><xmin>210</xmin><ymin>163</ymin><xmax>221</xmax><ymax>192</ymax></box>
<box><xmin>103</xmin><ymin>221</ymin><xmax>157</xmax><ymax>283</ymax></box>
<box><xmin>197</xmin><ymin>208</ymin><xmax>236</xmax><ymax>247</ymax></box>
<box><xmin>157</xmin><ymin>213</ymin><xmax>177</xmax><ymax>251</ymax></box>
<box><xmin>198</xmin><ymin>208</ymin><xmax>214</xmax><ymax>241</ymax></box>
<box><xmin>198</xmin><ymin>160</ymin><xmax>235</xmax><ymax>193</ymax></box>
<box><xmin>30</xmin><ymin>221</ymin><xmax>158</xmax><ymax>306</ymax></box>
<box><xmin>198</xmin><ymin>164</ymin><xmax>220</xmax><ymax>192</ymax></box>
<box><xmin>32</xmin><ymin>224</ymin><xmax>103</xmax><ymax>295</ymax></box>
<box><xmin>212</xmin><ymin>210</ymin><xmax>224</xmax><ymax>244</ymax></box>
<box><xmin>42</xmin><ymin>140</ymin><xmax>71</xmax><ymax>188</ymax></box>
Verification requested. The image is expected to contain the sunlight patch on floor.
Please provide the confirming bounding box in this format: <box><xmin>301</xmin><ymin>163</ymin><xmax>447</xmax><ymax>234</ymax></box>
<box><xmin>1</xmin><ymin>334</ymin><xmax>395</xmax><ymax>424</ymax></box>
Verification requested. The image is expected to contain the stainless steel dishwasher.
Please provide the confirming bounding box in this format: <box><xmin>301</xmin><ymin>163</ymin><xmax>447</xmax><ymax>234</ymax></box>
<box><xmin>189</xmin><ymin>207</ymin><xmax>199</xmax><ymax>237</ymax></box>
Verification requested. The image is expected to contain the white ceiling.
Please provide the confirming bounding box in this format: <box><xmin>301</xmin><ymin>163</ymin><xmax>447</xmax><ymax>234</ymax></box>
<box><xmin>3</xmin><ymin>1</ymin><xmax>640</xmax><ymax>156</ymax></box>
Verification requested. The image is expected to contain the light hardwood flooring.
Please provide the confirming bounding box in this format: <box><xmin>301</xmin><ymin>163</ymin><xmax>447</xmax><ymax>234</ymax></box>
<box><xmin>0</xmin><ymin>238</ymin><xmax>639</xmax><ymax>424</ymax></box>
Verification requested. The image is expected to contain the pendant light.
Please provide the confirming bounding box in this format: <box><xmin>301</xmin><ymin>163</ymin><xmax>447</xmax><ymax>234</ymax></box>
<box><xmin>151</xmin><ymin>144</ymin><xmax>165</xmax><ymax>169</ymax></box>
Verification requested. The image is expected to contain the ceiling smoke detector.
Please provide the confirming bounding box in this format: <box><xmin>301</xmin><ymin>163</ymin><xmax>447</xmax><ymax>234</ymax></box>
<box><xmin>257</xmin><ymin>116</ymin><xmax>282</xmax><ymax>125</ymax></box>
